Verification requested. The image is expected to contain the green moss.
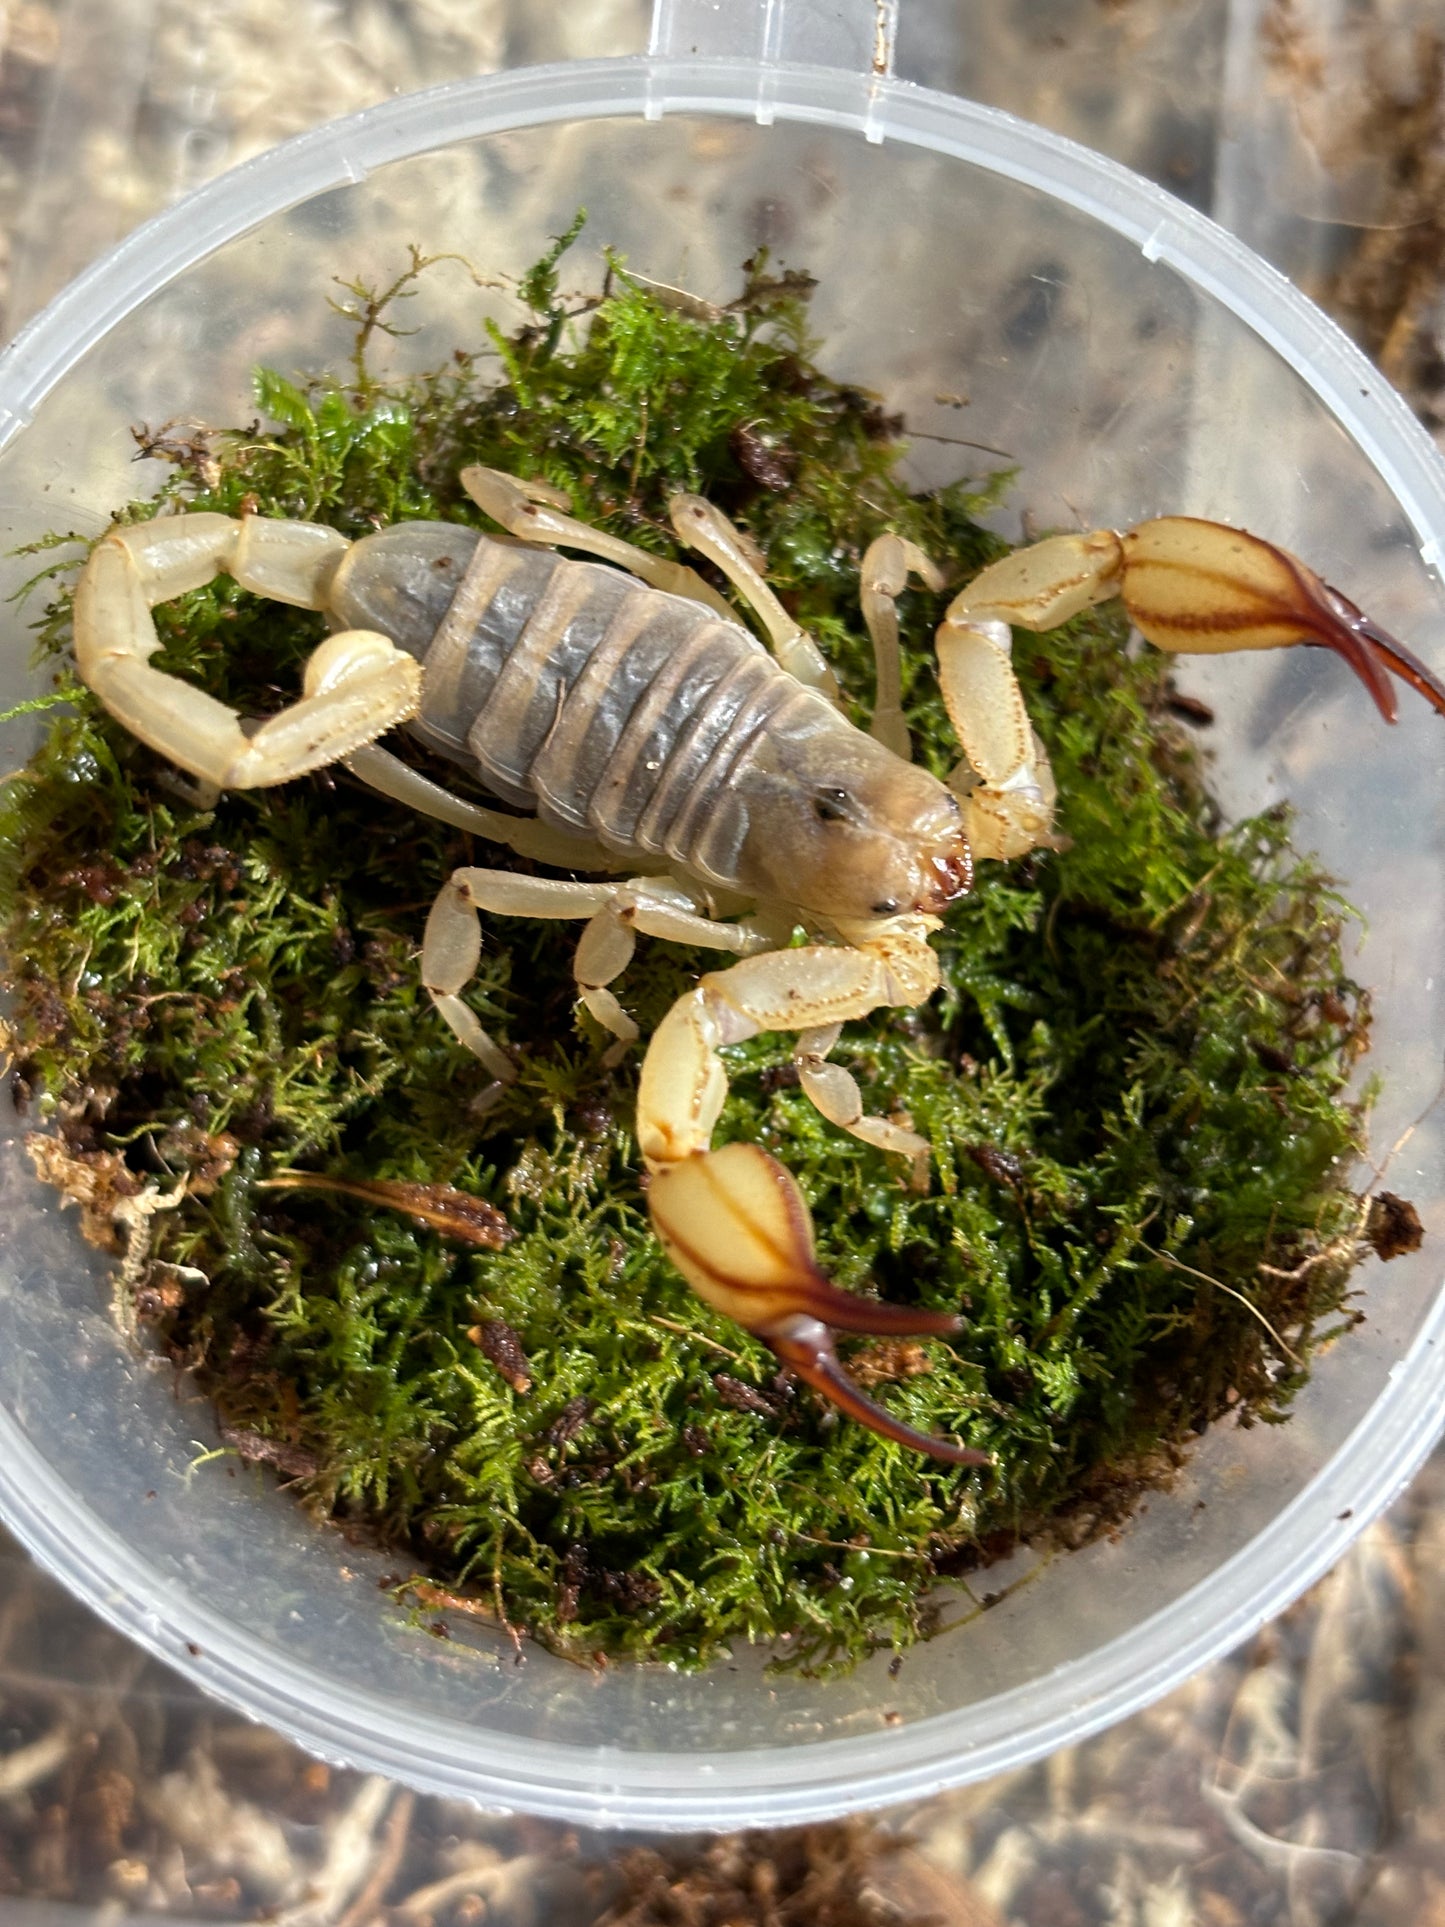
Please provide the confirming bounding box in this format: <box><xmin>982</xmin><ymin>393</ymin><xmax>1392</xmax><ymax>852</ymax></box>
<box><xmin>0</xmin><ymin>236</ymin><xmax>1373</xmax><ymax>1671</ymax></box>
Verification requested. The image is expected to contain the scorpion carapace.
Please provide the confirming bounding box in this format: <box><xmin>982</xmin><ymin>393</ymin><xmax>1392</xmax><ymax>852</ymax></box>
<box><xmin>72</xmin><ymin>473</ymin><xmax>1445</xmax><ymax>1467</ymax></box>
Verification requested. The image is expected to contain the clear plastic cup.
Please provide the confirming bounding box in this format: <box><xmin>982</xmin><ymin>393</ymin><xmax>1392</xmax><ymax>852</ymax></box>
<box><xmin>0</xmin><ymin>45</ymin><xmax>1442</xmax><ymax>1830</ymax></box>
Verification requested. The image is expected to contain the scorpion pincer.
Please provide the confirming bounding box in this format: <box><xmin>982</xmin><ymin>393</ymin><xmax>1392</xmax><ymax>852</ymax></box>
<box><xmin>72</xmin><ymin>469</ymin><xmax>1445</xmax><ymax>1464</ymax></box>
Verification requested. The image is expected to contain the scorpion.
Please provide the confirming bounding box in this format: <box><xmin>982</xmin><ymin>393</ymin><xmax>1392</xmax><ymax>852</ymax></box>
<box><xmin>72</xmin><ymin>465</ymin><xmax>1445</xmax><ymax>1464</ymax></box>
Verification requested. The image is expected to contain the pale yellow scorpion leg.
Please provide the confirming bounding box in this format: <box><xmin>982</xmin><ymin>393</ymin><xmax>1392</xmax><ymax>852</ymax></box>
<box><xmin>465</xmin><ymin>465</ymin><xmax>843</xmax><ymax>701</ymax></box>
<box><xmin>421</xmin><ymin>867</ymin><xmax>769</xmax><ymax>1104</ymax></box>
<box><xmin>73</xmin><ymin>513</ymin><xmax>422</xmax><ymax>793</ymax></box>
<box><xmin>859</xmin><ymin>531</ymin><xmax>945</xmax><ymax>761</ymax></box>
<box><xmin>667</xmin><ymin>493</ymin><xmax>842</xmax><ymax>701</ymax></box>
<box><xmin>641</xmin><ymin>921</ymin><xmax>992</xmax><ymax>1466</ymax></box>
<box><xmin>460</xmin><ymin>465</ymin><xmax>739</xmax><ymax>624</ymax></box>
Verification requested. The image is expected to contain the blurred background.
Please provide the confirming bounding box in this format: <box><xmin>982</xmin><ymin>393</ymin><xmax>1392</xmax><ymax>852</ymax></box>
<box><xmin>0</xmin><ymin>2</ymin><xmax>1443</xmax><ymax>1922</ymax></box>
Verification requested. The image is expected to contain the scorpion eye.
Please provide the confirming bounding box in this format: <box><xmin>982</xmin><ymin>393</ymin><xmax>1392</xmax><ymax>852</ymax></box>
<box><xmin>813</xmin><ymin>787</ymin><xmax>851</xmax><ymax>824</ymax></box>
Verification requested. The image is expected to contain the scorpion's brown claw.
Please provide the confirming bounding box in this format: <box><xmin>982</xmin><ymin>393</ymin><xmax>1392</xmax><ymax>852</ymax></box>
<box><xmin>1121</xmin><ymin>518</ymin><xmax>1445</xmax><ymax>725</ymax></box>
<box><xmin>765</xmin><ymin>1318</ymin><xmax>993</xmax><ymax>1466</ymax></box>
<box><xmin>1315</xmin><ymin>588</ymin><xmax>1445</xmax><ymax>722</ymax></box>
<box><xmin>648</xmin><ymin>1142</ymin><xmax>989</xmax><ymax>1467</ymax></box>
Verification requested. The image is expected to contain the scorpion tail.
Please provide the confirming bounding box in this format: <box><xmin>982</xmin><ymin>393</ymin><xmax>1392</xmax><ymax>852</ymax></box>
<box><xmin>648</xmin><ymin>1142</ymin><xmax>990</xmax><ymax>1467</ymax></box>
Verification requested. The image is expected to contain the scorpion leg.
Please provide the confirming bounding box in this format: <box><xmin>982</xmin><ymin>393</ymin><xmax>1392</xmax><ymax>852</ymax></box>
<box><xmin>794</xmin><ymin>1022</ymin><xmax>928</xmax><ymax>1166</ymax></box>
<box><xmin>423</xmin><ymin>867</ymin><xmax>768</xmax><ymax>1092</ymax></box>
<box><xmin>667</xmin><ymin>495</ymin><xmax>841</xmax><ymax>701</ymax></box>
<box><xmin>859</xmin><ymin>532</ymin><xmax>946</xmax><ymax>761</ymax></box>
<box><xmin>73</xmin><ymin>514</ymin><xmax>421</xmax><ymax>790</ymax></box>
<box><xmin>345</xmin><ymin>742</ymin><xmax>645</xmax><ymax>874</ymax></box>
<box><xmin>459</xmin><ymin>466</ymin><xmax>737</xmax><ymax>622</ymax></box>
<box><xmin>641</xmin><ymin>929</ymin><xmax>989</xmax><ymax>1465</ymax></box>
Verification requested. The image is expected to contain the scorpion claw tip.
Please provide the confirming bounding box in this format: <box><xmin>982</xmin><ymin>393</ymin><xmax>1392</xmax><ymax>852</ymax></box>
<box><xmin>1318</xmin><ymin>584</ymin><xmax>1445</xmax><ymax>723</ymax></box>
<box><xmin>768</xmin><ymin>1314</ymin><xmax>991</xmax><ymax>1467</ymax></box>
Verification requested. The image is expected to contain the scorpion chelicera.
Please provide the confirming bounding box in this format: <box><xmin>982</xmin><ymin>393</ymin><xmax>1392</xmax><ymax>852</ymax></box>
<box><xmin>73</xmin><ymin>466</ymin><xmax>1445</xmax><ymax>1463</ymax></box>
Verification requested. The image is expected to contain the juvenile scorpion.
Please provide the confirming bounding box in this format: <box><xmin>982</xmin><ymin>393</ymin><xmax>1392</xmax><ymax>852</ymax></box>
<box><xmin>73</xmin><ymin>466</ymin><xmax>1445</xmax><ymax>1463</ymax></box>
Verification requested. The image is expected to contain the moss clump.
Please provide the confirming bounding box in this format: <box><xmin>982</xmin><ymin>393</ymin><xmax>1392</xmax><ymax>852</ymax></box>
<box><xmin>0</xmin><ymin>239</ymin><xmax>1375</xmax><ymax>1671</ymax></box>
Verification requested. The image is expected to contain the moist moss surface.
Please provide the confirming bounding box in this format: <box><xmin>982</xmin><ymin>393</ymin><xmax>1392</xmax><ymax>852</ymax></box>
<box><xmin>0</xmin><ymin>241</ymin><xmax>1377</xmax><ymax>1670</ymax></box>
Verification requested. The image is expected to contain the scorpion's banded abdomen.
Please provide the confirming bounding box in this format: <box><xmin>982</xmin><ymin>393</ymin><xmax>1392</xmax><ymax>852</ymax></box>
<box><xmin>328</xmin><ymin>521</ymin><xmax>484</xmax><ymax>668</ymax></box>
<box><xmin>333</xmin><ymin>523</ymin><xmax>825</xmax><ymax>888</ymax></box>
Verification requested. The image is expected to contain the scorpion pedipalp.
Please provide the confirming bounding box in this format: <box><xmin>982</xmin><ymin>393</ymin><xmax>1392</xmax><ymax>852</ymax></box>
<box><xmin>638</xmin><ymin>926</ymin><xmax>990</xmax><ymax>1465</ymax></box>
<box><xmin>947</xmin><ymin>516</ymin><xmax>1445</xmax><ymax>727</ymax></box>
<box><xmin>927</xmin><ymin>516</ymin><xmax>1445</xmax><ymax>865</ymax></box>
<box><xmin>648</xmin><ymin>1142</ymin><xmax>990</xmax><ymax>1467</ymax></box>
<box><xmin>1117</xmin><ymin>518</ymin><xmax>1445</xmax><ymax>724</ymax></box>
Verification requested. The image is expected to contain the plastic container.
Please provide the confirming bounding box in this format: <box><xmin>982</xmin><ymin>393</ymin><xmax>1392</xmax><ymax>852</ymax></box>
<box><xmin>0</xmin><ymin>10</ymin><xmax>1442</xmax><ymax>1831</ymax></box>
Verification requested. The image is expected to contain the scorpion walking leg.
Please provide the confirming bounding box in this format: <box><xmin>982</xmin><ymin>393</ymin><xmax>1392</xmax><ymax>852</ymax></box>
<box><xmin>422</xmin><ymin>867</ymin><xmax>768</xmax><ymax>1093</ymax></box>
<box><xmin>459</xmin><ymin>465</ymin><xmax>736</xmax><ymax>621</ymax></box>
<box><xmin>465</xmin><ymin>466</ymin><xmax>843</xmax><ymax>699</ymax></box>
<box><xmin>346</xmin><ymin>742</ymin><xmax>644</xmax><ymax>874</ymax></box>
<box><xmin>667</xmin><ymin>495</ymin><xmax>841</xmax><ymax>700</ymax></box>
<box><xmin>793</xmin><ymin>1022</ymin><xmax>928</xmax><ymax>1166</ymax></box>
<box><xmin>641</xmin><ymin>930</ymin><xmax>989</xmax><ymax>1465</ymax></box>
<box><xmin>858</xmin><ymin>532</ymin><xmax>946</xmax><ymax>761</ymax></box>
<box><xmin>73</xmin><ymin>513</ymin><xmax>421</xmax><ymax>791</ymax></box>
